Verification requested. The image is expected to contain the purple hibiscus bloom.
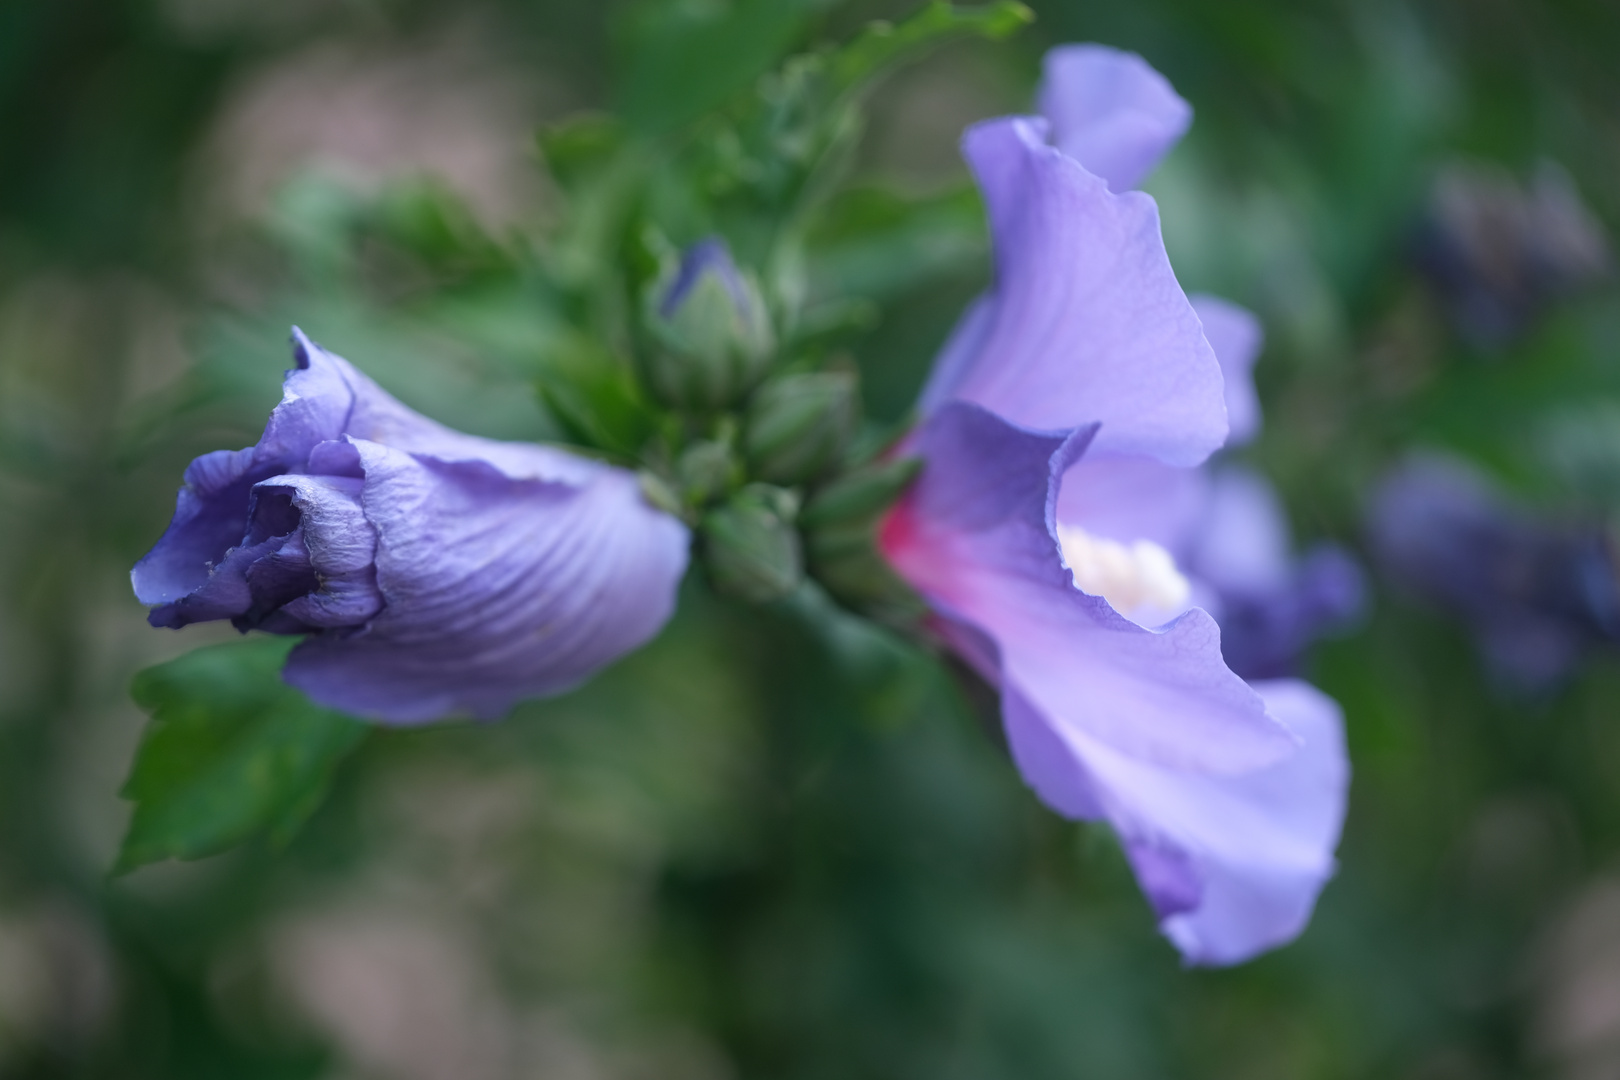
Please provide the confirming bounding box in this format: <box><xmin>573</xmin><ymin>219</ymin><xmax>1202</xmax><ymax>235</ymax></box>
<box><xmin>132</xmin><ymin>329</ymin><xmax>689</xmax><ymax>724</ymax></box>
<box><xmin>883</xmin><ymin>46</ymin><xmax>1349</xmax><ymax>965</ymax></box>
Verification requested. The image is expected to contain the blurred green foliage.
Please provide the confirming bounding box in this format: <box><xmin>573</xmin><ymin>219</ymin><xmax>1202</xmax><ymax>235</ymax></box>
<box><xmin>3</xmin><ymin>1</ymin><xmax>1620</xmax><ymax>1078</ymax></box>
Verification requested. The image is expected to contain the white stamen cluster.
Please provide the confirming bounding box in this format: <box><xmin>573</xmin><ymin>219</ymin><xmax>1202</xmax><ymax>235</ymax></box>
<box><xmin>1055</xmin><ymin>524</ymin><xmax>1191</xmax><ymax>624</ymax></box>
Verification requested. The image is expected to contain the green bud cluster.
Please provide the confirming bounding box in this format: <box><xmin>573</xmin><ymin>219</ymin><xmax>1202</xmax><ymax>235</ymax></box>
<box><xmin>744</xmin><ymin>371</ymin><xmax>857</xmax><ymax>484</ymax></box>
<box><xmin>528</xmin><ymin>3</ymin><xmax>1036</xmax><ymax>618</ymax></box>
<box><xmin>625</xmin><ymin>238</ymin><xmax>918</xmax><ymax>613</ymax></box>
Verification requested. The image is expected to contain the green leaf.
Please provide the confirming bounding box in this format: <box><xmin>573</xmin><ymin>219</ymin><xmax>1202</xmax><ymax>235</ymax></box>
<box><xmin>830</xmin><ymin>1</ymin><xmax>1034</xmax><ymax>93</ymax></box>
<box><xmin>116</xmin><ymin>637</ymin><xmax>369</xmax><ymax>874</ymax></box>
<box><xmin>537</xmin><ymin>113</ymin><xmax>628</xmax><ymax>192</ymax></box>
<box><xmin>536</xmin><ymin>332</ymin><xmax>659</xmax><ymax>458</ymax></box>
<box><xmin>807</xmin><ymin>183</ymin><xmax>987</xmax><ymax>302</ymax></box>
<box><xmin>615</xmin><ymin>0</ymin><xmax>827</xmax><ymax>137</ymax></box>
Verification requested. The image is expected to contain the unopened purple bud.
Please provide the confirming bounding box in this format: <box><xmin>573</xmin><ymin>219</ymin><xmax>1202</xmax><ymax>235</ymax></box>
<box><xmin>645</xmin><ymin>238</ymin><xmax>774</xmax><ymax>409</ymax></box>
<box><xmin>132</xmin><ymin>329</ymin><xmax>690</xmax><ymax>724</ymax></box>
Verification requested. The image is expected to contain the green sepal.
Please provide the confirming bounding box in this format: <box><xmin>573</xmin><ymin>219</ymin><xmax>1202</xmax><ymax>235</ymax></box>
<box><xmin>642</xmin><ymin>250</ymin><xmax>777</xmax><ymax>411</ymax></box>
<box><xmin>804</xmin><ymin>519</ymin><xmax>930</xmax><ymax>630</ymax></box>
<box><xmin>799</xmin><ymin>456</ymin><xmax>922</xmax><ymax>528</ymax></box>
<box><xmin>677</xmin><ymin>438</ymin><xmax>745</xmax><ymax>507</ymax></box>
<box><xmin>800</xmin><ymin>455</ymin><xmax>928</xmax><ymax>627</ymax></box>
<box><xmin>702</xmin><ymin>483</ymin><xmax>804</xmax><ymax>603</ymax></box>
<box><xmin>744</xmin><ymin>370</ymin><xmax>858</xmax><ymax>485</ymax></box>
<box><xmin>115</xmin><ymin>637</ymin><xmax>369</xmax><ymax>875</ymax></box>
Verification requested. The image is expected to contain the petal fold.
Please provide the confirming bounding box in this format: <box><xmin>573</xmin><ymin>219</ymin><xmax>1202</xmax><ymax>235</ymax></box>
<box><xmin>944</xmin><ymin>117</ymin><xmax>1226</xmax><ymax>466</ymax></box>
<box><xmin>1037</xmin><ymin>44</ymin><xmax>1192</xmax><ymax>192</ymax></box>
<box><xmin>882</xmin><ymin>402</ymin><xmax>1293</xmax><ymax>775</ymax></box>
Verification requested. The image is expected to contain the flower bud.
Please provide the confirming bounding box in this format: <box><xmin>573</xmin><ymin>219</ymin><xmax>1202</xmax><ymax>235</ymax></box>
<box><xmin>133</xmin><ymin>329</ymin><xmax>691</xmax><ymax>724</ymax></box>
<box><xmin>675</xmin><ymin>438</ymin><xmax>742</xmax><ymax>506</ymax></box>
<box><xmin>701</xmin><ymin>484</ymin><xmax>803</xmax><ymax>603</ymax></box>
<box><xmin>644</xmin><ymin>238</ymin><xmax>775</xmax><ymax>410</ymax></box>
<box><xmin>743</xmin><ymin>371</ymin><xmax>857</xmax><ymax>485</ymax></box>
<box><xmin>799</xmin><ymin>458</ymin><xmax>926</xmax><ymax>627</ymax></box>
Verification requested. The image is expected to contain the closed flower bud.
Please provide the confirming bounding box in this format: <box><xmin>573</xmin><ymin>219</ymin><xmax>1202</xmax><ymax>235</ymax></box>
<box><xmin>132</xmin><ymin>329</ymin><xmax>690</xmax><ymax>724</ymax></box>
<box><xmin>675</xmin><ymin>438</ymin><xmax>743</xmax><ymax>506</ymax></box>
<box><xmin>644</xmin><ymin>238</ymin><xmax>775</xmax><ymax>410</ymax></box>
<box><xmin>800</xmin><ymin>458</ymin><xmax>926</xmax><ymax>626</ymax></box>
<box><xmin>743</xmin><ymin>371</ymin><xmax>857</xmax><ymax>485</ymax></box>
<box><xmin>701</xmin><ymin>484</ymin><xmax>803</xmax><ymax>603</ymax></box>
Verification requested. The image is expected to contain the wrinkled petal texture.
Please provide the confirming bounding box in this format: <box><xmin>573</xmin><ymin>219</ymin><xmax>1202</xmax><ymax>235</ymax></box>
<box><xmin>1037</xmin><ymin>43</ymin><xmax>1192</xmax><ymax>193</ymax></box>
<box><xmin>133</xmin><ymin>328</ymin><xmax>690</xmax><ymax>724</ymax></box>
<box><xmin>285</xmin><ymin>440</ymin><xmax>688</xmax><ymax>723</ymax></box>
<box><xmin>938</xmin><ymin>118</ymin><xmax>1226</xmax><ymax>466</ymax></box>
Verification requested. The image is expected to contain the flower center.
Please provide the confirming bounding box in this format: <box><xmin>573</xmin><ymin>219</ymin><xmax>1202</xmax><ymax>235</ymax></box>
<box><xmin>1055</xmin><ymin>524</ymin><xmax>1191</xmax><ymax>623</ymax></box>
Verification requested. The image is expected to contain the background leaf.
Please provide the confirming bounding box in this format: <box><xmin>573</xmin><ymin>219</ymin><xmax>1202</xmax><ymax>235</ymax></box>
<box><xmin>614</xmin><ymin>0</ymin><xmax>829</xmax><ymax>137</ymax></box>
<box><xmin>117</xmin><ymin>637</ymin><xmax>368</xmax><ymax>874</ymax></box>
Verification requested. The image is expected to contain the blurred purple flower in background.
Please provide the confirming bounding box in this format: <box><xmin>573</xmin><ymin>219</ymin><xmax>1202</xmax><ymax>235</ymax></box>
<box><xmin>132</xmin><ymin>329</ymin><xmax>689</xmax><ymax>723</ymax></box>
<box><xmin>1413</xmin><ymin>161</ymin><xmax>1610</xmax><ymax>350</ymax></box>
<box><xmin>1188</xmin><ymin>466</ymin><xmax>1365</xmax><ymax>681</ymax></box>
<box><xmin>883</xmin><ymin>46</ymin><xmax>1352</xmax><ymax>965</ymax></box>
<box><xmin>1370</xmin><ymin>453</ymin><xmax>1620</xmax><ymax>693</ymax></box>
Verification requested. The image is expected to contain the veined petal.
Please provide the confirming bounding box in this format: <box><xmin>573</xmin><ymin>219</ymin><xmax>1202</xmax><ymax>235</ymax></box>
<box><xmin>915</xmin><ymin>294</ymin><xmax>996</xmax><ymax>417</ymax></box>
<box><xmin>947</xmin><ymin>117</ymin><xmax>1226</xmax><ymax>466</ymax></box>
<box><xmin>1037</xmin><ymin>44</ymin><xmax>1192</xmax><ymax>193</ymax></box>
<box><xmin>290</xmin><ymin>327</ymin><xmax>602</xmax><ymax>486</ymax></box>
<box><xmin>134</xmin><ymin>330</ymin><xmax>365</xmax><ymax>611</ymax></box>
<box><xmin>136</xmin><ymin>328</ymin><xmax>692</xmax><ymax>725</ymax></box>
<box><xmin>284</xmin><ymin>439</ymin><xmax>690</xmax><ymax>724</ymax></box>
<box><xmin>132</xmin><ymin>447</ymin><xmax>260</xmax><ymax>607</ymax></box>
<box><xmin>882</xmin><ymin>402</ymin><xmax>1293</xmax><ymax>775</ymax></box>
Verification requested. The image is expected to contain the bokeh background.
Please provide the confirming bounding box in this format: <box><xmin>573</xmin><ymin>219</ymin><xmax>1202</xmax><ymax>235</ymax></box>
<box><xmin>4</xmin><ymin>0</ymin><xmax>1620</xmax><ymax>1077</ymax></box>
